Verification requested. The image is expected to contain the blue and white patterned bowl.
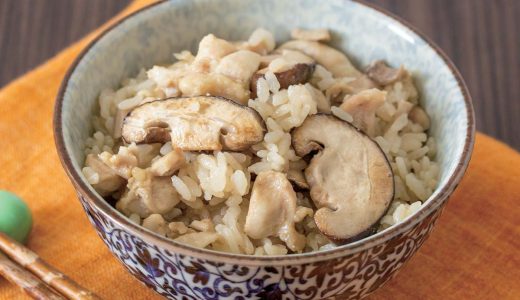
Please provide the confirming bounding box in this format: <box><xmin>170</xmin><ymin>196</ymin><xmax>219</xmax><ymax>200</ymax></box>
<box><xmin>54</xmin><ymin>0</ymin><xmax>475</xmax><ymax>299</ymax></box>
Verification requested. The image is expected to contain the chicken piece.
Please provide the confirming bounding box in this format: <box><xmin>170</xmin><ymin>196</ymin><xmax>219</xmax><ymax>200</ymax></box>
<box><xmin>409</xmin><ymin>106</ymin><xmax>431</xmax><ymax>130</ymax></box>
<box><xmin>386</xmin><ymin>73</ymin><xmax>419</xmax><ymax>104</ymax></box>
<box><xmin>192</xmin><ymin>34</ymin><xmax>237</xmax><ymax>72</ymax></box>
<box><xmin>279</xmin><ymin>40</ymin><xmax>361</xmax><ymax>78</ymax></box>
<box><xmin>340</xmin><ymin>89</ymin><xmax>387</xmax><ymax>136</ymax></box>
<box><xmin>215</xmin><ymin>50</ymin><xmax>261</xmax><ymax>83</ymax></box>
<box><xmin>365</xmin><ymin>60</ymin><xmax>406</xmax><ymax>86</ymax></box>
<box><xmin>343</xmin><ymin>75</ymin><xmax>379</xmax><ymax>93</ymax></box>
<box><xmin>116</xmin><ymin>168</ymin><xmax>180</xmax><ymax>217</ymax></box>
<box><xmin>100</xmin><ymin>143</ymin><xmax>161</xmax><ymax>177</ymax></box>
<box><xmin>84</xmin><ymin>154</ymin><xmax>125</xmax><ymax>196</ymax></box>
<box><xmin>147</xmin><ymin>63</ymin><xmax>190</xmax><ymax>89</ymax></box>
<box><xmin>142</xmin><ymin>214</ymin><xmax>169</xmax><ymax>236</ymax></box>
<box><xmin>174</xmin><ymin>232</ymin><xmax>219</xmax><ymax>248</ymax></box>
<box><xmin>259</xmin><ymin>49</ymin><xmax>314</xmax><ymax>71</ymax></box>
<box><xmin>168</xmin><ymin>222</ymin><xmax>191</xmax><ymax>235</ymax></box>
<box><xmin>150</xmin><ymin>148</ymin><xmax>185</xmax><ymax>176</ymax></box>
<box><xmin>291</xmin><ymin>28</ymin><xmax>331</xmax><ymax>42</ymax></box>
<box><xmin>279</xmin><ymin>49</ymin><xmax>315</xmax><ymax>65</ymax></box>
<box><xmin>326</xmin><ymin>75</ymin><xmax>377</xmax><ymax>104</ymax></box>
<box><xmin>244</xmin><ymin>171</ymin><xmax>306</xmax><ymax>252</ymax></box>
<box><xmin>305</xmin><ymin>83</ymin><xmax>330</xmax><ymax>113</ymax></box>
<box><xmin>266</xmin><ymin>50</ymin><xmax>315</xmax><ymax>72</ymax></box>
<box><xmin>178</xmin><ymin>73</ymin><xmax>250</xmax><ymax>104</ymax></box>
<box><xmin>131</xmin><ymin>144</ymin><xmax>162</xmax><ymax>168</ymax></box>
<box><xmin>189</xmin><ymin>219</ymin><xmax>215</xmax><ymax>232</ymax></box>
<box><xmin>240</xmin><ymin>28</ymin><xmax>276</xmax><ymax>55</ymax></box>
<box><xmin>98</xmin><ymin>148</ymin><xmax>138</xmax><ymax>179</ymax></box>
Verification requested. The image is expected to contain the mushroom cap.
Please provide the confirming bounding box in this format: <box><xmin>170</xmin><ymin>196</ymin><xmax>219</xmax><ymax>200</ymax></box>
<box><xmin>122</xmin><ymin>96</ymin><xmax>266</xmax><ymax>151</ymax></box>
<box><xmin>292</xmin><ymin>114</ymin><xmax>394</xmax><ymax>242</ymax></box>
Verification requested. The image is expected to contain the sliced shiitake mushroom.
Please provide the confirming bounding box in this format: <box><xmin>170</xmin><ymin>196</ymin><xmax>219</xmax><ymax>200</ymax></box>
<box><xmin>292</xmin><ymin>114</ymin><xmax>394</xmax><ymax>242</ymax></box>
<box><xmin>250</xmin><ymin>63</ymin><xmax>316</xmax><ymax>99</ymax></box>
<box><xmin>122</xmin><ymin>96</ymin><xmax>265</xmax><ymax>151</ymax></box>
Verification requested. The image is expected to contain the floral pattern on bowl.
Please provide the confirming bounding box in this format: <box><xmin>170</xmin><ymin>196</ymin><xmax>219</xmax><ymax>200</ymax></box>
<box><xmin>79</xmin><ymin>192</ymin><xmax>442</xmax><ymax>299</ymax></box>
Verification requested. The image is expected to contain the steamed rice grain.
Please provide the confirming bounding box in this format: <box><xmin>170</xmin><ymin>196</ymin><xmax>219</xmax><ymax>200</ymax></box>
<box><xmin>82</xmin><ymin>28</ymin><xmax>439</xmax><ymax>255</ymax></box>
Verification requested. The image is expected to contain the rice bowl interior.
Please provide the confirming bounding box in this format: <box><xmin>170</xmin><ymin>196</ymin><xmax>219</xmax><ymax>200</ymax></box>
<box><xmin>80</xmin><ymin>28</ymin><xmax>440</xmax><ymax>256</ymax></box>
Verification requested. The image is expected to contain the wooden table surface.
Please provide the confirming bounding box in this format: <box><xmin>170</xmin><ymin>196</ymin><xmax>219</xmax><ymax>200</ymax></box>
<box><xmin>1</xmin><ymin>0</ymin><xmax>518</xmax><ymax>150</ymax></box>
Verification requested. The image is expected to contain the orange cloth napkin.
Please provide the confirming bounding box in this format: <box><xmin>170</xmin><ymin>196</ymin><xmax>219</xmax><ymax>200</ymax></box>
<box><xmin>0</xmin><ymin>1</ymin><xmax>519</xmax><ymax>299</ymax></box>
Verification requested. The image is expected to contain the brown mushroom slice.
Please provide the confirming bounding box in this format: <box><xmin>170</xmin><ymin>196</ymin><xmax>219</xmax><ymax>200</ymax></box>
<box><xmin>244</xmin><ymin>171</ymin><xmax>306</xmax><ymax>252</ymax></box>
<box><xmin>292</xmin><ymin>114</ymin><xmax>394</xmax><ymax>242</ymax></box>
<box><xmin>291</xmin><ymin>28</ymin><xmax>331</xmax><ymax>42</ymax></box>
<box><xmin>250</xmin><ymin>63</ymin><xmax>316</xmax><ymax>98</ymax></box>
<box><xmin>122</xmin><ymin>96</ymin><xmax>265</xmax><ymax>151</ymax></box>
<box><xmin>84</xmin><ymin>154</ymin><xmax>125</xmax><ymax>196</ymax></box>
<box><xmin>366</xmin><ymin>60</ymin><xmax>406</xmax><ymax>86</ymax></box>
<box><xmin>340</xmin><ymin>88</ymin><xmax>387</xmax><ymax>136</ymax></box>
<box><xmin>279</xmin><ymin>40</ymin><xmax>361</xmax><ymax>78</ymax></box>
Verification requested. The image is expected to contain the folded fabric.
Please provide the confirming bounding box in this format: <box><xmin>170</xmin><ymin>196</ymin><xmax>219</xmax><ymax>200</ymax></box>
<box><xmin>0</xmin><ymin>0</ymin><xmax>518</xmax><ymax>299</ymax></box>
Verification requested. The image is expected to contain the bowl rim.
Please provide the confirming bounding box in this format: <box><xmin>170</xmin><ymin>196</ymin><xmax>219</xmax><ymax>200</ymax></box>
<box><xmin>53</xmin><ymin>0</ymin><xmax>475</xmax><ymax>266</ymax></box>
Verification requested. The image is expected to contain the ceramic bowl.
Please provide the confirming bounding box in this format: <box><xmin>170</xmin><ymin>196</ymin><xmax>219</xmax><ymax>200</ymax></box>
<box><xmin>54</xmin><ymin>0</ymin><xmax>475</xmax><ymax>298</ymax></box>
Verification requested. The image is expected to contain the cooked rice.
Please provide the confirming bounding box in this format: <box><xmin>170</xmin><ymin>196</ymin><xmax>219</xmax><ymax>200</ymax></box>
<box><xmin>82</xmin><ymin>28</ymin><xmax>439</xmax><ymax>255</ymax></box>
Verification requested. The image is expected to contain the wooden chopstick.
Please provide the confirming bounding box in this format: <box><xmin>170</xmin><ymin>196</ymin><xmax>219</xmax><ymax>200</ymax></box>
<box><xmin>0</xmin><ymin>232</ymin><xmax>101</xmax><ymax>300</ymax></box>
<box><xmin>0</xmin><ymin>251</ymin><xmax>65</xmax><ymax>300</ymax></box>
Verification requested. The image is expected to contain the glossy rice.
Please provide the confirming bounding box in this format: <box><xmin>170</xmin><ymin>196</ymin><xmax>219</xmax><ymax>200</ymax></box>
<box><xmin>82</xmin><ymin>28</ymin><xmax>439</xmax><ymax>255</ymax></box>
